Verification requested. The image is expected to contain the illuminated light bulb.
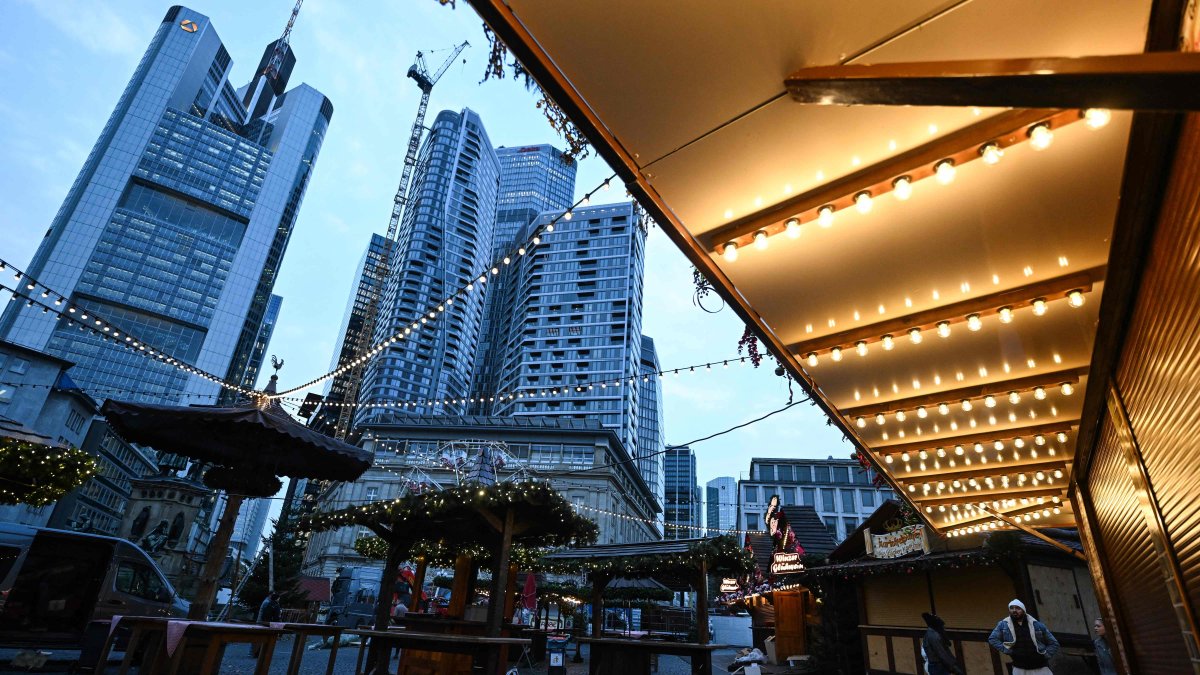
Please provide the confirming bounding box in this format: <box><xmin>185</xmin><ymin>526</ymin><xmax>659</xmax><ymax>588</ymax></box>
<box><xmin>901</xmin><ymin>452</ymin><xmax>911</xmax><ymax>462</ymax></box>
<box><xmin>722</xmin><ymin>242</ymin><xmax>739</xmax><ymax>262</ymax></box>
<box><xmin>856</xmin><ymin>417</ymin><xmax>866</xmax><ymax>428</ymax></box>
<box><xmin>980</xmin><ymin>142</ymin><xmax>1004</xmax><ymax>165</ymax></box>
<box><xmin>806</xmin><ymin>352</ymin><xmax>818</xmax><ymax>367</ymax></box>
<box><xmin>854</xmin><ymin>191</ymin><xmax>873</xmax><ymax>214</ymax></box>
<box><xmin>856</xmin><ymin>340</ymin><xmax>868</xmax><ymax>357</ymax></box>
<box><xmin>1032</xmin><ymin>298</ymin><xmax>1047</xmax><ymax>316</ymax></box>
<box><xmin>934</xmin><ymin>159</ymin><xmax>956</xmax><ymax>185</ymax></box>
<box><xmin>919</xmin><ymin>450</ymin><xmax>928</xmax><ymax>460</ymax></box>
<box><xmin>938</xmin><ymin>403</ymin><xmax>950</xmax><ymax>415</ymax></box>
<box><xmin>984</xmin><ymin>395</ymin><xmax>997</xmax><ymax>408</ymax></box>
<box><xmin>1067</xmin><ymin>289</ymin><xmax>1085</xmax><ymax>307</ymax></box>
<box><xmin>831</xmin><ymin>346</ymin><xmax>843</xmax><ymax>362</ymax></box>
<box><xmin>813</xmin><ymin>205</ymin><xmax>835</xmax><ymax>229</ymax></box>
<box><xmin>1060</xmin><ymin>382</ymin><xmax>1075</xmax><ymax>396</ymax></box>
<box><xmin>967</xmin><ymin>313</ymin><xmax>983</xmax><ymax>331</ymax></box>
<box><xmin>876</xmin><ymin>413</ymin><xmax>886</xmax><ymax>425</ymax></box>
<box><xmin>1083</xmin><ymin>108</ymin><xmax>1112</xmax><ymax>130</ymax></box>
<box><xmin>893</xmin><ymin>176</ymin><xmax>913</xmax><ymax>201</ymax></box>
<box><xmin>881</xmin><ymin>334</ymin><xmax>895</xmax><ymax>351</ymax></box>
<box><xmin>907</xmin><ymin>485</ymin><xmax>917</xmax><ymax>493</ymax></box>
<box><xmin>884</xmin><ymin>454</ymin><xmax>894</xmax><ymax>464</ymax></box>
<box><xmin>546</xmin><ymin>223</ymin><xmax>555</xmax><ymax>232</ymax></box>
<box><xmin>1006</xmin><ymin>391</ymin><xmax>1020</xmax><ymax>406</ymax></box>
<box><xmin>952</xmin><ymin>479</ymin><xmax>961</xmax><ymax>488</ymax></box>
<box><xmin>896</xmin><ymin>410</ymin><xmax>907</xmax><ymax>422</ymax></box>
<box><xmin>955</xmin><ymin>445</ymin><xmax>965</xmax><ymax>456</ymax></box>
<box><xmin>917</xmin><ymin>406</ymin><xmax>928</xmax><ymax>419</ymax></box>
<box><xmin>1054</xmin><ymin>469</ymin><xmax>1063</xmax><ymax>479</ymax></box>
<box><xmin>961</xmin><ymin>399</ymin><xmax>973</xmax><ymax>412</ymax></box>
<box><xmin>1015</xmin><ymin>437</ymin><xmax>1026</xmax><ymax>449</ymax></box>
<box><xmin>754</xmin><ymin>230</ymin><xmax>769</xmax><ymax>250</ymax></box>
<box><xmin>1034</xmin><ymin>434</ymin><xmax>1046</xmax><ymax>446</ymax></box>
<box><xmin>908</xmin><ymin>327</ymin><xmax>922</xmax><ymax>344</ymax></box>
<box><xmin>994</xmin><ymin>440</ymin><xmax>1005</xmax><ymax>451</ymax></box>
<box><xmin>785</xmin><ymin>218</ymin><xmax>801</xmax><ymax>238</ymax></box>
<box><xmin>563</xmin><ymin>211</ymin><xmax>572</xmax><ymax>220</ymax></box>
<box><xmin>1056</xmin><ymin>431</ymin><xmax>1069</xmax><ymax>443</ymax></box>
<box><xmin>533</xmin><ymin>236</ymin><xmax>540</xmax><ymax>245</ymax></box>
<box><xmin>1028</xmin><ymin>123</ymin><xmax>1054</xmax><ymax>150</ymax></box>
<box><xmin>1033</xmin><ymin>386</ymin><xmax>1047</xmax><ymax>400</ymax></box>
<box><xmin>937</xmin><ymin>447</ymin><xmax>947</xmax><ymax>458</ymax></box>
<box><xmin>998</xmin><ymin>306</ymin><xmax>1014</xmax><ymax>324</ymax></box>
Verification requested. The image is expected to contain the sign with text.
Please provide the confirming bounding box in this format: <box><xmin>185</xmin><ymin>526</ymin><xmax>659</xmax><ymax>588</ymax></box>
<box><xmin>867</xmin><ymin>524</ymin><xmax>929</xmax><ymax>559</ymax></box>
<box><xmin>770</xmin><ymin>551</ymin><xmax>805</xmax><ymax>575</ymax></box>
<box><xmin>720</xmin><ymin>578</ymin><xmax>740</xmax><ymax>593</ymax></box>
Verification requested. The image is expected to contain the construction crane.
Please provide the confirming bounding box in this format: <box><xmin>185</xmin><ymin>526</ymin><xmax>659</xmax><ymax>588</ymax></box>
<box><xmin>333</xmin><ymin>41</ymin><xmax>470</xmax><ymax>440</ymax></box>
<box><xmin>264</xmin><ymin>0</ymin><xmax>304</xmax><ymax>81</ymax></box>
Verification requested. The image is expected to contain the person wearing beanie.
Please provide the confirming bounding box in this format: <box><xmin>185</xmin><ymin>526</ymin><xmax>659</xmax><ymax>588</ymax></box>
<box><xmin>921</xmin><ymin>612</ymin><xmax>964</xmax><ymax>675</ymax></box>
<box><xmin>987</xmin><ymin>599</ymin><xmax>1060</xmax><ymax>674</ymax></box>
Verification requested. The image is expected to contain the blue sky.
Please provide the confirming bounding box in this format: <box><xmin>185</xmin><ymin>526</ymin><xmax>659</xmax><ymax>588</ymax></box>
<box><xmin>0</xmin><ymin>0</ymin><xmax>848</xmax><ymax>514</ymax></box>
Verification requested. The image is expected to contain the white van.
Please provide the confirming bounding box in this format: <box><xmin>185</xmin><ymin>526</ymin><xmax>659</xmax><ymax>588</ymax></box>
<box><xmin>0</xmin><ymin>523</ymin><xmax>188</xmax><ymax>648</ymax></box>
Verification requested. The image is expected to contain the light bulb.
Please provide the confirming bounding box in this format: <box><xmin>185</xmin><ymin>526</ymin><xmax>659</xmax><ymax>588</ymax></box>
<box><xmin>1056</xmin><ymin>431</ymin><xmax>1069</xmax><ymax>443</ymax></box>
<box><xmin>563</xmin><ymin>211</ymin><xmax>572</xmax><ymax>220</ymax></box>
<box><xmin>967</xmin><ymin>314</ymin><xmax>983</xmax><ymax>331</ymax></box>
<box><xmin>882</xmin><ymin>334</ymin><xmax>895</xmax><ymax>351</ymax></box>
<box><xmin>1083</xmin><ymin>108</ymin><xmax>1112</xmax><ymax>130</ymax></box>
<box><xmin>893</xmin><ymin>176</ymin><xmax>913</xmax><ymax>201</ymax></box>
<box><xmin>1009</xmin><ymin>391</ymin><xmax>1021</xmax><ymax>405</ymax></box>
<box><xmin>723</xmin><ymin>242</ymin><xmax>738</xmax><ymax>262</ymax></box>
<box><xmin>937</xmin><ymin>321</ymin><xmax>951</xmax><ymax>338</ymax></box>
<box><xmin>998</xmin><ymin>306</ymin><xmax>1014</xmax><ymax>323</ymax></box>
<box><xmin>917</xmin><ymin>406</ymin><xmax>928</xmax><ymax>419</ymax></box>
<box><xmin>1015</xmin><ymin>437</ymin><xmax>1026</xmax><ymax>449</ymax></box>
<box><xmin>896</xmin><ymin>410</ymin><xmax>907</xmax><ymax>422</ymax></box>
<box><xmin>817</xmin><ymin>205</ymin><xmax>834</xmax><ymax>228</ymax></box>
<box><xmin>961</xmin><ymin>399</ymin><xmax>973</xmax><ymax>411</ymax></box>
<box><xmin>856</xmin><ymin>417</ymin><xmax>866</xmax><ymax>428</ymax></box>
<box><xmin>1034</xmin><ymin>434</ymin><xmax>1046</xmax><ymax>446</ymax></box>
<box><xmin>984</xmin><ymin>395</ymin><xmax>996</xmax><ymax>408</ymax></box>
<box><xmin>1032</xmin><ymin>298</ymin><xmax>1047</xmax><ymax>316</ymax></box>
<box><xmin>994</xmin><ymin>440</ymin><xmax>1005</xmax><ymax>451</ymax></box>
<box><xmin>1028</xmin><ymin>123</ymin><xmax>1053</xmax><ymax>150</ymax></box>
<box><xmin>1067</xmin><ymin>289</ymin><xmax>1085</xmax><ymax>307</ymax></box>
<box><xmin>955</xmin><ymin>445</ymin><xmax>964</xmax><ymax>456</ymax></box>
<box><xmin>908</xmin><ymin>327</ymin><xmax>922</xmax><ymax>344</ymax></box>
<box><xmin>856</xmin><ymin>340</ymin><xmax>868</xmax><ymax>357</ymax></box>
<box><xmin>854</xmin><ymin>191</ymin><xmax>873</xmax><ymax>214</ymax></box>
<box><xmin>974</xmin><ymin>443</ymin><xmax>984</xmax><ymax>453</ymax></box>
<box><xmin>937</xmin><ymin>447</ymin><xmax>947</xmax><ymax>458</ymax></box>
<box><xmin>1060</xmin><ymin>382</ymin><xmax>1075</xmax><ymax>396</ymax></box>
<box><xmin>1054</xmin><ymin>469</ymin><xmax>1064</xmax><ymax>479</ymax></box>
<box><xmin>884</xmin><ymin>455</ymin><xmax>894</xmax><ymax>464</ymax></box>
<box><xmin>980</xmin><ymin>142</ymin><xmax>1004</xmax><ymax>165</ymax></box>
<box><xmin>1034</xmin><ymin>386</ymin><xmax>1047</xmax><ymax>400</ymax></box>
<box><xmin>831</xmin><ymin>346</ymin><xmax>843</xmax><ymax>362</ymax></box>
<box><xmin>901</xmin><ymin>452</ymin><xmax>911</xmax><ymax>462</ymax></box>
<box><xmin>934</xmin><ymin>159</ymin><xmax>956</xmax><ymax>185</ymax></box>
<box><xmin>806</xmin><ymin>352</ymin><xmax>818</xmax><ymax>367</ymax></box>
<box><xmin>934</xmin><ymin>403</ymin><xmax>948</xmax><ymax>416</ymax></box>
<box><xmin>876</xmin><ymin>413</ymin><xmax>886</xmax><ymax>425</ymax></box>
<box><xmin>754</xmin><ymin>230</ymin><xmax>769</xmax><ymax>250</ymax></box>
<box><xmin>785</xmin><ymin>218</ymin><xmax>801</xmax><ymax>238</ymax></box>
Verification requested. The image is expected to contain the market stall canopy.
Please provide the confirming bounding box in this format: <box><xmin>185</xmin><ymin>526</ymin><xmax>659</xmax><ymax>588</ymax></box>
<box><xmin>100</xmin><ymin>375</ymin><xmax>371</xmax><ymax>481</ymax></box>
<box><xmin>542</xmin><ymin>535</ymin><xmax>753</xmax><ymax>584</ymax></box>
<box><xmin>468</xmin><ymin>0</ymin><xmax>1189</xmax><ymax>536</ymax></box>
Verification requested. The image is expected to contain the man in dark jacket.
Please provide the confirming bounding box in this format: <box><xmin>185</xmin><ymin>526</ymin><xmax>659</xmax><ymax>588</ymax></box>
<box><xmin>921</xmin><ymin>612</ymin><xmax>963</xmax><ymax>675</ymax></box>
<box><xmin>251</xmin><ymin>592</ymin><xmax>283</xmax><ymax>656</ymax></box>
<box><xmin>987</xmin><ymin>599</ymin><xmax>1059</xmax><ymax>675</ymax></box>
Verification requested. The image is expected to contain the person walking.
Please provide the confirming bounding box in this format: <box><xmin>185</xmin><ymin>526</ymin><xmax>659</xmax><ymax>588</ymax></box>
<box><xmin>251</xmin><ymin>592</ymin><xmax>282</xmax><ymax>657</ymax></box>
<box><xmin>1093</xmin><ymin>617</ymin><xmax>1117</xmax><ymax>675</ymax></box>
<box><xmin>921</xmin><ymin>612</ymin><xmax>964</xmax><ymax>675</ymax></box>
<box><xmin>987</xmin><ymin>599</ymin><xmax>1060</xmax><ymax>675</ymax></box>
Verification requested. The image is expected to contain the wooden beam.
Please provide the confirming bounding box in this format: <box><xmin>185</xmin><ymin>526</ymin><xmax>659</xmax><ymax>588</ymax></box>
<box><xmin>910</xmin><ymin>485</ymin><xmax>1065</xmax><ymax>508</ymax></box>
<box><xmin>872</xmin><ymin>420</ymin><xmax>1076</xmax><ymax>457</ymax></box>
<box><xmin>702</xmin><ymin>109</ymin><xmax>1072</xmax><ymax>250</ymax></box>
<box><xmin>980</xmin><ymin>505</ymin><xmax>1086</xmax><ymax>561</ymax></box>
<box><xmin>841</xmin><ymin>367</ymin><xmax>1086</xmax><ymax>417</ymax></box>
<box><xmin>894</xmin><ymin>457</ymin><xmax>1068</xmax><ymax>484</ymax></box>
<box><xmin>784</xmin><ymin>53</ymin><xmax>1200</xmax><ymax>110</ymax></box>
<box><xmin>945</xmin><ymin>499</ymin><xmax>1072</xmax><ymax>530</ymax></box>
<box><xmin>790</xmin><ymin>267</ymin><xmax>1104</xmax><ymax>356</ymax></box>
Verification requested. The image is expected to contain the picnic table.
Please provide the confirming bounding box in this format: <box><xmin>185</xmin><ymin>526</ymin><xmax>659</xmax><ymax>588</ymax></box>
<box><xmin>269</xmin><ymin>622</ymin><xmax>345</xmax><ymax>675</ymax></box>
<box><xmin>90</xmin><ymin>616</ymin><xmax>285</xmax><ymax>674</ymax></box>
<box><xmin>348</xmin><ymin>628</ymin><xmax>530</xmax><ymax>675</ymax></box>
<box><xmin>580</xmin><ymin>636</ymin><xmax>726</xmax><ymax>675</ymax></box>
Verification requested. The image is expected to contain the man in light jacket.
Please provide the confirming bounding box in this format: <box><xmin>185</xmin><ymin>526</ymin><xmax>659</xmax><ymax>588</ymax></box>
<box><xmin>987</xmin><ymin>599</ymin><xmax>1060</xmax><ymax>675</ymax></box>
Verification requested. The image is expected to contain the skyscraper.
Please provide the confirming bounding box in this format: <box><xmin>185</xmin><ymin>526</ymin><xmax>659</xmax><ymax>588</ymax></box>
<box><xmin>0</xmin><ymin>7</ymin><xmax>331</xmax><ymax>405</ymax></box>
<box><xmin>706</xmin><ymin>476</ymin><xmax>736</xmax><ymax>535</ymax></box>
<box><xmin>229</xmin><ymin>495</ymin><xmax>271</xmax><ymax>559</ymax></box>
<box><xmin>355</xmin><ymin>108</ymin><xmax>500</xmax><ymax>421</ymax></box>
<box><xmin>637</xmin><ymin>335</ymin><xmax>666</xmax><ymax>534</ymax></box>
<box><xmin>664</xmin><ymin>445</ymin><xmax>701</xmax><ymax>538</ymax></box>
<box><xmin>239</xmin><ymin>294</ymin><xmax>282</xmax><ymax>389</ymax></box>
<box><xmin>489</xmin><ymin>202</ymin><xmax>647</xmax><ymax>455</ymax></box>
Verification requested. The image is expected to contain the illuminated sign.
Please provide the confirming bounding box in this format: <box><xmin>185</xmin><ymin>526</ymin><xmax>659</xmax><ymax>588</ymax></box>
<box><xmin>180</xmin><ymin>19</ymin><xmax>198</xmax><ymax>33</ymax></box>
<box><xmin>770</xmin><ymin>551</ymin><xmax>805</xmax><ymax>575</ymax></box>
<box><xmin>720</xmin><ymin>578</ymin><xmax>740</xmax><ymax>593</ymax></box>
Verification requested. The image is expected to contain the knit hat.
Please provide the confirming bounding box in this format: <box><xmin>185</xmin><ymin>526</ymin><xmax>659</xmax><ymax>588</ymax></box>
<box><xmin>922</xmin><ymin>612</ymin><xmax>945</xmax><ymax>630</ymax></box>
<box><xmin>1008</xmin><ymin>599</ymin><xmax>1026</xmax><ymax>612</ymax></box>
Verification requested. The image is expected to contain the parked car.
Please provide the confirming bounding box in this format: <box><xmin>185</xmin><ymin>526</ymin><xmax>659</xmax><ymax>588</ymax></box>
<box><xmin>0</xmin><ymin>523</ymin><xmax>187</xmax><ymax>648</ymax></box>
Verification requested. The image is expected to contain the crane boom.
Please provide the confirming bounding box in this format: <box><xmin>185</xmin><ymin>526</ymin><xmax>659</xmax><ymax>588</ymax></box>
<box><xmin>332</xmin><ymin>41</ymin><xmax>470</xmax><ymax>440</ymax></box>
<box><xmin>264</xmin><ymin>0</ymin><xmax>304</xmax><ymax>80</ymax></box>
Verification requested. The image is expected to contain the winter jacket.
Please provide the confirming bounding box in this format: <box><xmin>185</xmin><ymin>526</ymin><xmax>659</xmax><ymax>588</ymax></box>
<box><xmin>922</xmin><ymin>628</ymin><xmax>964</xmax><ymax>675</ymax></box>
<box><xmin>987</xmin><ymin>616</ymin><xmax>1059</xmax><ymax>659</ymax></box>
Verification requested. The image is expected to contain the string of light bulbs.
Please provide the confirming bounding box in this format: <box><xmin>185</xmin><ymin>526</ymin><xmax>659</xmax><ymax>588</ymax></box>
<box><xmin>269</xmin><ymin>174</ymin><xmax>620</xmax><ymax>399</ymax></box>
<box><xmin>716</xmin><ymin>108</ymin><xmax>1112</xmax><ymax>262</ymax></box>
<box><xmin>853</xmin><ymin>378</ymin><xmax>1079</xmax><ymax>431</ymax></box>
<box><xmin>880</xmin><ymin>427</ymin><xmax>1073</xmax><ymax>466</ymax></box>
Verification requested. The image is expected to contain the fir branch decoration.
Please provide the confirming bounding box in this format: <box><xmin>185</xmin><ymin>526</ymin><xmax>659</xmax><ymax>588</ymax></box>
<box><xmin>0</xmin><ymin>438</ymin><xmax>96</xmax><ymax>506</ymax></box>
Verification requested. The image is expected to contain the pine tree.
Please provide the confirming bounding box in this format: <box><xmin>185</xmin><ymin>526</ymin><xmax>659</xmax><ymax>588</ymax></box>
<box><xmin>238</xmin><ymin>519</ymin><xmax>309</xmax><ymax>614</ymax></box>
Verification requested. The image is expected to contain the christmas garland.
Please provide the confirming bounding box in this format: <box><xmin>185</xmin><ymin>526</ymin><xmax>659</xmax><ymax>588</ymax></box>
<box><xmin>353</xmin><ymin>535</ymin><xmax>550</xmax><ymax>569</ymax></box>
<box><xmin>0</xmin><ymin>438</ymin><xmax>96</xmax><ymax>506</ymax></box>
<box><xmin>541</xmin><ymin>535</ymin><xmax>754</xmax><ymax>578</ymax></box>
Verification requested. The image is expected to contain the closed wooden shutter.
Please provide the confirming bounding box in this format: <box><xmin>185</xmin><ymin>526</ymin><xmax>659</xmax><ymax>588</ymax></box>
<box><xmin>862</xmin><ymin>575</ymin><xmax>927</xmax><ymax>627</ymax></box>
<box><xmin>930</xmin><ymin>567</ymin><xmax>1013</xmax><ymax>629</ymax></box>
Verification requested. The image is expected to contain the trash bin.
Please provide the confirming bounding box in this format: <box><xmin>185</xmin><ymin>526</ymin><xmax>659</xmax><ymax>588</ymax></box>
<box><xmin>547</xmin><ymin>633</ymin><xmax>571</xmax><ymax>675</ymax></box>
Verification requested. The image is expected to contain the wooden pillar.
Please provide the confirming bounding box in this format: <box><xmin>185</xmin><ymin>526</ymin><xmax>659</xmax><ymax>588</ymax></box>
<box><xmin>485</xmin><ymin>508</ymin><xmax>516</xmax><ymax>637</ymax></box>
<box><xmin>412</xmin><ymin>556</ymin><xmax>428</xmax><ymax>612</ymax></box>
<box><xmin>696</xmin><ymin>558</ymin><xmax>710</xmax><ymax>644</ymax></box>
<box><xmin>365</xmin><ymin>539</ymin><xmax>404</xmax><ymax>675</ymax></box>
<box><xmin>503</xmin><ymin>564</ymin><xmax>519</xmax><ymax>624</ymax></box>
<box><xmin>591</xmin><ymin>574</ymin><xmax>611</xmax><ymax>638</ymax></box>
<box><xmin>447</xmin><ymin>552</ymin><xmax>473</xmax><ymax>619</ymax></box>
<box><xmin>189</xmin><ymin>492</ymin><xmax>243</xmax><ymax>620</ymax></box>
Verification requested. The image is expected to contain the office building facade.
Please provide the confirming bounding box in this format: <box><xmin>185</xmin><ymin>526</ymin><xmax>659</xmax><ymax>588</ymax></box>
<box><xmin>229</xmin><ymin>495</ymin><xmax>271</xmax><ymax>559</ymax></box>
<box><xmin>706</xmin><ymin>476</ymin><xmax>737</xmax><ymax>535</ymax></box>
<box><xmin>637</xmin><ymin>335</ymin><xmax>665</xmax><ymax>533</ymax></box>
<box><xmin>0</xmin><ymin>6</ymin><xmax>331</xmax><ymax>405</ymax></box>
<box><xmin>48</xmin><ymin>420</ymin><xmax>159</xmax><ymax>536</ymax></box>
<box><xmin>239</xmin><ymin>294</ymin><xmax>282</xmax><ymax>389</ymax></box>
<box><xmin>664</xmin><ymin>445</ymin><xmax>701</xmax><ymax>538</ymax></box>
<box><xmin>737</xmin><ymin>457</ymin><xmax>894</xmax><ymax>542</ymax></box>
<box><xmin>355</xmin><ymin>109</ymin><xmax>500</xmax><ymax>422</ymax></box>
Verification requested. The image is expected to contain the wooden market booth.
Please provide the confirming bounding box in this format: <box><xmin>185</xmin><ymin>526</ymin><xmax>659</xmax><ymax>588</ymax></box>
<box><xmin>466</xmin><ymin>1</ymin><xmax>1200</xmax><ymax>671</ymax></box>
<box><xmin>303</xmin><ymin>481</ymin><xmax>596</xmax><ymax>674</ymax></box>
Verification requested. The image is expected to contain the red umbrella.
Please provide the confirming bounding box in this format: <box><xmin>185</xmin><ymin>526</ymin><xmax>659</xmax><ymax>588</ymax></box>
<box><xmin>521</xmin><ymin>572</ymin><xmax>537</xmax><ymax>612</ymax></box>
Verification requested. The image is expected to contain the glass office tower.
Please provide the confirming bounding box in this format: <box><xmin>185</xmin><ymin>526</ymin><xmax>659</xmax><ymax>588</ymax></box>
<box><xmin>665</xmin><ymin>445</ymin><xmax>701</xmax><ymax>538</ymax></box>
<box><xmin>355</xmin><ymin>109</ymin><xmax>500</xmax><ymax>423</ymax></box>
<box><xmin>0</xmin><ymin>6</ymin><xmax>331</xmax><ymax>404</ymax></box>
<box><xmin>637</xmin><ymin>335</ymin><xmax>666</xmax><ymax>533</ymax></box>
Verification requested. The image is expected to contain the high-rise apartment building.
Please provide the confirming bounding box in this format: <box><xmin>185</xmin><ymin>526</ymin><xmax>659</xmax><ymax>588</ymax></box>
<box><xmin>664</xmin><ymin>445</ymin><xmax>701</xmax><ymax>538</ymax></box>
<box><xmin>637</xmin><ymin>335</ymin><xmax>666</xmax><ymax>533</ymax></box>
<box><xmin>706</xmin><ymin>476</ymin><xmax>737</xmax><ymax>535</ymax></box>
<box><xmin>737</xmin><ymin>457</ymin><xmax>894</xmax><ymax>542</ymax></box>
<box><xmin>0</xmin><ymin>7</ymin><xmax>331</xmax><ymax>405</ymax></box>
<box><xmin>488</xmin><ymin>203</ymin><xmax>647</xmax><ymax>455</ymax></box>
<box><xmin>355</xmin><ymin>109</ymin><xmax>500</xmax><ymax>422</ymax></box>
